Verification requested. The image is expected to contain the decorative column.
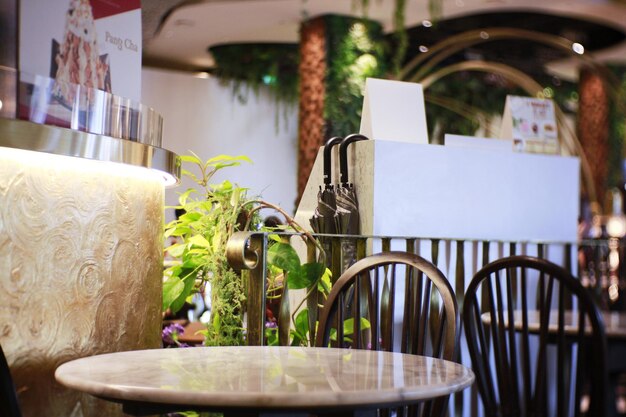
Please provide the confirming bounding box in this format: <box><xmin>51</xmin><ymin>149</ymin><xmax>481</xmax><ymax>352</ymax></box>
<box><xmin>296</xmin><ymin>15</ymin><xmax>386</xmax><ymax>202</ymax></box>
<box><xmin>0</xmin><ymin>115</ymin><xmax>179</xmax><ymax>417</ymax></box>
<box><xmin>297</xmin><ymin>17</ymin><xmax>327</xmax><ymax>201</ymax></box>
<box><xmin>578</xmin><ymin>67</ymin><xmax>610</xmax><ymax>209</ymax></box>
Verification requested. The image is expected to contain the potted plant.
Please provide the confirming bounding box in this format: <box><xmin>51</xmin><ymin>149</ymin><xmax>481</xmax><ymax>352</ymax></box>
<box><xmin>163</xmin><ymin>153</ymin><xmax>328</xmax><ymax>346</ymax></box>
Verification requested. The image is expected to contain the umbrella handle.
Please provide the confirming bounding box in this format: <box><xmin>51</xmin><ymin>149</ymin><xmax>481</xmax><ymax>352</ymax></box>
<box><xmin>323</xmin><ymin>136</ymin><xmax>343</xmax><ymax>186</ymax></box>
<box><xmin>339</xmin><ymin>134</ymin><xmax>369</xmax><ymax>185</ymax></box>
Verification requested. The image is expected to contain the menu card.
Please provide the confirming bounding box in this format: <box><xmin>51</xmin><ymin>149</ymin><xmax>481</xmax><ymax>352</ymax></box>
<box><xmin>18</xmin><ymin>0</ymin><xmax>142</xmax><ymax>128</ymax></box>
<box><xmin>500</xmin><ymin>95</ymin><xmax>559</xmax><ymax>154</ymax></box>
<box><xmin>359</xmin><ymin>78</ymin><xmax>429</xmax><ymax>144</ymax></box>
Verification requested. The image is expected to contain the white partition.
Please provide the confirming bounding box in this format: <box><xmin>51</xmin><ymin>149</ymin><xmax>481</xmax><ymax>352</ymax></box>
<box><xmin>296</xmin><ymin>140</ymin><xmax>580</xmax><ymax>243</ymax></box>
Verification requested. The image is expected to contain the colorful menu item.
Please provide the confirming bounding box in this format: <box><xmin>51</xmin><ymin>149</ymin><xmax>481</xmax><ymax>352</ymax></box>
<box><xmin>500</xmin><ymin>95</ymin><xmax>559</xmax><ymax>154</ymax></box>
<box><xmin>52</xmin><ymin>0</ymin><xmax>111</xmax><ymax>103</ymax></box>
<box><xmin>17</xmin><ymin>0</ymin><xmax>142</xmax><ymax>132</ymax></box>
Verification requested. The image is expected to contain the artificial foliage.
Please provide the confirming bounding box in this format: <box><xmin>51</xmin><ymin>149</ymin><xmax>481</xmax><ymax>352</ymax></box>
<box><xmin>607</xmin><ymin>65</ymin><xmax>626</xmax><ymax>190</ymax></box>
<box><xmin>323</xmin><ymin>15</ymin><xmax>388</xmax><ymax>137</ymax></box>
<box><xmin>209</xmin><ymin>43</ymin><xmax>300</xmax><ymax>105</ymax></box>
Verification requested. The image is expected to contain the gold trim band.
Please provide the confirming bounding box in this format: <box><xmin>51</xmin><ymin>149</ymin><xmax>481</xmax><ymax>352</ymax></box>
<box><xmin>0</xmin><ymin>118</ymin><xmax>180</xmax><ymax>186</ymax></box>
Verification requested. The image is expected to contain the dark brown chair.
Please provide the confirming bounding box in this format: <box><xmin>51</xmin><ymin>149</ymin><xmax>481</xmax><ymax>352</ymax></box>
<box><xmin>0</xmin><ymin>343</ymin><xmax>22</xmax><ymax>417</ymax></box>
<box><xmin>463</xmin><ymin>255</ymin><xmax>608</xmax><ymax>417</ymax></box>
<box><xmin>315</xmin><ymin>251</ymin><xmax>459</xmax><ymax>417</ymax></box>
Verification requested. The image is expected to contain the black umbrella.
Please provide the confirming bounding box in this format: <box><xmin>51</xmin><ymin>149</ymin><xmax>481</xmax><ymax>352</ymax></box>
<box><xmin>336</xmin><ymin>134</ymin><xmax>368</xmax><ymax>235</ymax></box>
<box><xmin>309</xmin><ymin>136</ymin><xmax>343</xmax><ymax>234</ymax></box>
<box><xmin>336</xmin><ymin>134</ymin><xmax>369</xmax><ymax>271</ymax></box>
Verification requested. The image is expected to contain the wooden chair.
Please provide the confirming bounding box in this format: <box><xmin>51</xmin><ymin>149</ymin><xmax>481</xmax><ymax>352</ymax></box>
<box><xmin>463</xmin><ymin>255</ymin><xmax>608</xmax><ymax>417</ymax></box>
<box><xmin>315</xmin><ymin>251</ymin><xmax>459</xmax><ymax>417</ymax></box>
<box><xmin>0</xmin><ymin>343</ymin><xmax>22</xmax><ymax>417</ymax></box>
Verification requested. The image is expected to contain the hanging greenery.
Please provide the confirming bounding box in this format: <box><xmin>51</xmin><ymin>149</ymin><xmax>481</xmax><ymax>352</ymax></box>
<box><xmin>209</xmin><ymin>43</ymin><xmax>300</xmax><ymax>105</ymax></box>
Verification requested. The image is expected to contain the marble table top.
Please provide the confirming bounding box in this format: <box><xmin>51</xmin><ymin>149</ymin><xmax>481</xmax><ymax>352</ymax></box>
<box><xmin>55</xmin><ymin>346</ymin><xmax>474</xmax><ymax>412</ymax></box>
<box><xmin>482</xmin><ymin>310</ymin><xmax>626</xmax><ymax>339</ymax></box>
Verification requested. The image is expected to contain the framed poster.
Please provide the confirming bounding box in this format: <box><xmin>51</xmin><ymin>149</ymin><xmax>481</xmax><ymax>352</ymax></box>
<box><xmin>18</xmin><ymin>0</ymin><xmax>142</xmax><ymax>129</ymax></box>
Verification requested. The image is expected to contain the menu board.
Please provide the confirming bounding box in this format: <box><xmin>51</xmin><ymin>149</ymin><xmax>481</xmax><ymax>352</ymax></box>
<box><xmin>500</xmin><ymin>95</ymin><xmax>559</xmax><ymax>154</ymax></box>
<box><xmin>18</xmin><ymin>0</ymin><xmax>142</xmax><ymax>127</ymax></box>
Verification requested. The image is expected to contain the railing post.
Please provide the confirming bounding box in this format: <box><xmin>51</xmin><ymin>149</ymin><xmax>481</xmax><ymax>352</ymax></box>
<box><xmin>226</xmin><ymin>231</ymin><xmax>267</xmax><ymax>346</ymax></box>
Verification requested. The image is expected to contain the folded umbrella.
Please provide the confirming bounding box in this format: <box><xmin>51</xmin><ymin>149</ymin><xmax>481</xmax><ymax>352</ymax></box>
<box><xmin>309</xmin><ymin>136</ymin><xmax>343</xmax><ymax>234</ymax></box>
<box><xmin>336</xmin><ymin>134</ymin><xmax>369</xmax><ymax>236</ymax></box>
<box><xmin>336</xmin><ymin>134</ymin><xmax>369</xmax><ymax>271</ymax></box>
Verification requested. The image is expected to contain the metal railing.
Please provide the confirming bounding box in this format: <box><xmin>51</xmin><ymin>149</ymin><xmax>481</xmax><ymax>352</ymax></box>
<box><xmin>226</xmin><ymin>232</ymin><xmax>624</xmax><ymax>417</ymax></box>
<box><xmin>225</xmin><ymin>231</ymin><xmax>626</xmax><ymax>346</ymax></box>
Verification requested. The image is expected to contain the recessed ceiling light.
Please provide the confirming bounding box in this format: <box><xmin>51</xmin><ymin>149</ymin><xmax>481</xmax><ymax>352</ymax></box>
<box><xmin>572</xmin><ymin>42</ymin><xmax>585</xmax><ymax>54</ymax></box>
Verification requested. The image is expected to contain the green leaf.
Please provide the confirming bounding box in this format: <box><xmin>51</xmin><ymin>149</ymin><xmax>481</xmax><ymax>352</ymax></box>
<box><xmin>162</xmin><ymin>276</ymin><xmax>185</xmax><ymax>311</ymax></box>
<box><xmin>343</xmin><ymin>317</ymin><xmax>371</xmax><ymax>335</ymax></box>
<box><xmin>328</xmin><ymin>318</ymin><xmax>372</xmax><ymax>341</ymax></box>
<box><xmin>177</xmin><ymin>189</ymin><xmax>195</xmax><ymax>206</ymax></box>
<box><xmin>181</xmin><ymin>257</ymin><xmax>204</xmax><ymax>270</ymax></box>
<box><xmin>267</xmin><ymin>242</ymin><xmax>301</xmax><ymax>272</ymax></box>
<box><xmin>166</xmin><ymin>243</ymin><xmax>186</xmax><ymax>258</ymax></box>
<box><xmin>294</xmin><ymin>308</ymin><xmax>309</xmax><ymax>336</ymax></box>
<box><xmin>167</xmin><ymin>225</ymin><xmax>191</xmax><ymax>237</ymax></box>
<box><xmin>188</xmin><ymin>235</ymin><xmax>211</xmax><ymax>248</ymax></box>
<box><xmin>170</xmin><ymin>274</ymin><xmax>196</xmax><ymax>313</ymax></box>
<box><xmin>318</xmin><ymin>268</ymin><xmax>332</xmax><ymax>294</ymax></box>
<box><xmin>180</xmin><ymin>212</ymin><xmax>202</xmax><ymax>222</ymax></box>
<box><xmin>268</xmin><ymin>234</ymin><xmax>281</xmax><ymax>243</ymax></box>
<box><xmin>205</xmin><ymin>154</ymin><xmax>252</xmax><ymax>168</ymax></box>
<box><xmin>181</xmin><ymin>169</ymin><xmax>200</xmax><ymax>184</ymax></box>
<box><xmin>287</xmin><ymin>262</ymin><xmax>324</xmax><ymax>290</ymax></box>
<box><xmin>180</xmin><ymin>154</ymin><xmax>203</xmax><ymax>164</ymax></box>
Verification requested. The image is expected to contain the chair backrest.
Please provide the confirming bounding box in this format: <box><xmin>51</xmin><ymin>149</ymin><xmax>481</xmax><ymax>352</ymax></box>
<box><xmin>0</xmin><ymin>344</ymin><xmax>22</xmax><ymax>417</ymax></box>
<box><xmin>315</xmin><ymin>251</ymin><xmax>459</xmax><ymax>417</ymax></box>
<box><xmin>463</xmin><ymin>255</ymin><xmax>607</xmax><ymax>417</ymax></box>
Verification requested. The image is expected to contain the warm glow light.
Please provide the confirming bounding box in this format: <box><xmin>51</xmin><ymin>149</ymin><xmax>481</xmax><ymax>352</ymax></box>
<box><xmin>572</xmin><ymin>42</ymin><xmax>585</xmax><ymax>54</ymax></box>
<box><xmin>0</xmin><ymin>146</ymin><xmax>173</xmax><ymax>186</ymax></box>
<box><xmin>479</xmin><ymin>31</ymin><xmax>489</xmax><ymax>40</ymax></box>
<box><xmin>607</xmin><ymin>215</ymin><xmax>626</xmax><ymax>238</ymax></box>
<box><xmin>195</xmin><ymin>72</ymin><xmax>210</xmax><ymax>79</ymax></box>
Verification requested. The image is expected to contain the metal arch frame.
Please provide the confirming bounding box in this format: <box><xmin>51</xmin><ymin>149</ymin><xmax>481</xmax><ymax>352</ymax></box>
<box><xmin>399</xmin><ymin>27</ymin><xmax>626</xmax><ymax>209</ymax></box>
<box><xmin>417</xmin><ymin>59</ymin><xmax>597</xmax><ymax>205</ymax></box>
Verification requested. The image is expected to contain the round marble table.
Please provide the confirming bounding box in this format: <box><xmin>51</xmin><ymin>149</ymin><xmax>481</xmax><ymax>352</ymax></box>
<box><xmin>55</xmin><ymin>346</ymin><xmax>474</xmax><ymax>416</ymax></box>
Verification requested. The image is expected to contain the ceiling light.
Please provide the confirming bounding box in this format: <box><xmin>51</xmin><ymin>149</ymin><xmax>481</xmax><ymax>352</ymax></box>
<box><xmin>422</xmin><ymin>20</ymin><xmax>432</xmax><ymax>28</ymax></box>
<box><xmin>419</xmin><ymin>45</ymin><xmax>429</xmax><ymax>53</ymax></box>
<box><xmin>572</xmin><ymin>42</ymin><xmax>585</xmax><ymax>54</ymax></box>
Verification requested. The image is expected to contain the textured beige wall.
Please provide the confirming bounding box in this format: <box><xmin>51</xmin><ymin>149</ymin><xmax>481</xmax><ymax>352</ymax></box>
<box><xmin>0</xmin><ymin>148</ymin><xmax>164</xmax><ymax>417</ymax></box>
